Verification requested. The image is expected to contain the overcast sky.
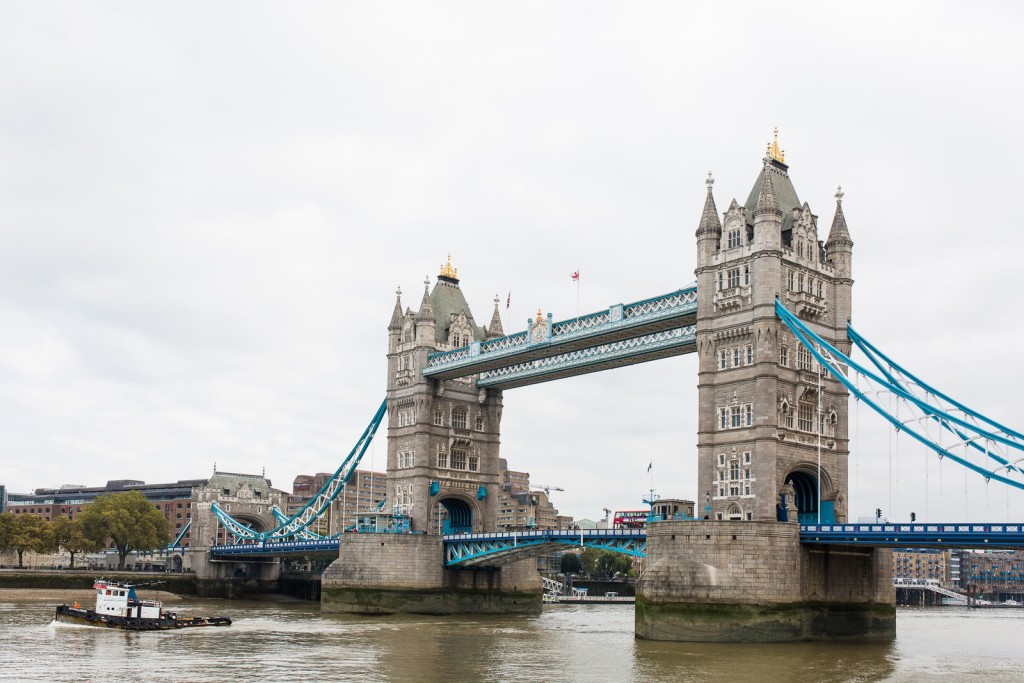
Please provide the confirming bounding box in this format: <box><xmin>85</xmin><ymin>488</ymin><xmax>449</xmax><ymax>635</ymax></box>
<box><xmin>2</xmin><ymin>2</ymin><xmax>1023</xmax><ymax>524</ymax></box>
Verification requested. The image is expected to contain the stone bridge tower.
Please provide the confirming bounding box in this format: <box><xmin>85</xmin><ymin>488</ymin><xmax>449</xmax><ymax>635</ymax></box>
<box><xmin>385</xmin><ymin>256</ymin><xmax>506</xmax><ymax>534</ymax></box>
<box><xmin>694</xmin><ymin>133</ymin><xmax>854</xmax><ymax>524</ymax></box>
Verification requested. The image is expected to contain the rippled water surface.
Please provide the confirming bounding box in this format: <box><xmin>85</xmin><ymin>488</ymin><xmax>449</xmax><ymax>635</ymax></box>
<box><xmin>3</xmin><ymin>599</ymin><xmax>1024</xmax><ymax>682</ymax></box>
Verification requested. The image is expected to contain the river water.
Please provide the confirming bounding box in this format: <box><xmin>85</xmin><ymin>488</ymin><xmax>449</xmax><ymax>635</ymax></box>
<box><xmin>3</xmin><ymin>598</ymin><xmax>1023</xmax><ymax>682</ymax></box>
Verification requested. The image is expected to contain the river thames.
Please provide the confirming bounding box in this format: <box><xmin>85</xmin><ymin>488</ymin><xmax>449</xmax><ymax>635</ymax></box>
<box><xmin>3</xmin><ymin>597</ymin><xmax>1024</xmax><ymax>682</ymax></box>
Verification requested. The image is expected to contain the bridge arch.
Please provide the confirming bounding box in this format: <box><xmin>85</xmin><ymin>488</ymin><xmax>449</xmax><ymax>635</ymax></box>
<box><xmin>433</xmin><ymin>495</ymin><xmax>477</xmax><ymax>534</ymax></box>
<box><xmin>784</xmin><ymin>467</ymin><xmax>834</xmax><ymax>524</ymax></box>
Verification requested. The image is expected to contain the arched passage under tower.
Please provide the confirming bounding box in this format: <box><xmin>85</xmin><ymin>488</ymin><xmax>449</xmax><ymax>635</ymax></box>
<box><xmin>784</xmin><ymin>469</ymin><xmax>837</xmax><ymax>525</ymax></box>
<box><xmin>433</xmin><ymin>496</ymin><xmax>475</xmax><ymax>535</ymax></box>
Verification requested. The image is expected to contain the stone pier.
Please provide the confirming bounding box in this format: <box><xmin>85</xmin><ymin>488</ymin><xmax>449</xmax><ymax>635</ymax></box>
<box><xmin>636</xmin><ymin>520</ymin><xmax>895</xmax><ymax>642</ymax></box>
<box><xmin>321</xmin><ymin>534</ymin><xmax>542</xmax><ymax>615</ymax></box>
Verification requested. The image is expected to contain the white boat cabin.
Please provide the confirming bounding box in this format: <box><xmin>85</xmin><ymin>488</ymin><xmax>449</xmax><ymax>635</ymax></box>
<box><xmin>93</xmin><ymin>579</ymin><xmax>162</xmax><ymax>619</ymax></box>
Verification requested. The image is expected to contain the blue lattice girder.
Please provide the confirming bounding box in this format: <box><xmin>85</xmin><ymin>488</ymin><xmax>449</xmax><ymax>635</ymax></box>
<box><xmin>801</xmin><ymin>523</ymin><xmax>1024</xmax><ymax>548</ymax></box>
<box><xmin>443</xmin><ymin>529</ymin><xmax>647</xmax><ymax>566</ymax></box>
<box><xmin>775</xmin><ymin>300</ymin><xmax>1024</xmax><ymax>490</ymax></box>
<box><xmin>424</xmin><ymin>287</ymin><xmax>697</xmax><ymax>382</ymax></box>
<box><xmin>475</xmin><ymin>325</ymin><xmax>696</xmax><ymax>390</ymax></box>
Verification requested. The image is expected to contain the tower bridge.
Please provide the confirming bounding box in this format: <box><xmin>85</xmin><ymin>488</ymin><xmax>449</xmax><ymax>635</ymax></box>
<box><xmin>204</xmin><ymin>134</ymin><xmax>1024</xmax><ymax>642</ymax></box>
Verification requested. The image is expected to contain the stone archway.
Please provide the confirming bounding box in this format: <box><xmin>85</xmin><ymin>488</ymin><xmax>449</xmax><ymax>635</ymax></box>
<box><xmin>784</xmin><ymin>468</ymin><xmax>834</xmax><ymax>524</ymax></box>
<box><xmin>433</xmin><ymin>496</ymin><xmax>475</xmax><ymax>534</ymax></box>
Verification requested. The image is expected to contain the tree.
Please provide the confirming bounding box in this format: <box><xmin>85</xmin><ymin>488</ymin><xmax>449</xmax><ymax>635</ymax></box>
<box><xmin>560</xmin><ymin>552</ymin><xmax>583</xmax><ymax>575</ymax></box>
<box><xmin>51</xmin><ymin>516</ymin><xmax>101</xmax><ymax>569</ymax></box>
<box><xmin>78</xmin><ymin>491</ymin><xmax>169</xmax><ymax>570</ymax></box>
<box><xmin>0</xmin><ymin>512</ymin><xmax>52</xmax><ymax>568</ymax></box>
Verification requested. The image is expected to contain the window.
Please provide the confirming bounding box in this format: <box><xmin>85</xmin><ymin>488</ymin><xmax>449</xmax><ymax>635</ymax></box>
<box><xmin>451</xmin><ymin>449</ymin><xmax>467</xmax><ymax>470</ymax></box>
<box><xmin>797</xmin><ymin>273</ymin><xmax>805</xmax><ymax>292</ymax></box>
<box><xmin>744</xmin><ymin>469</ymin><xmax>751</xmax><ymax>480</ymax></box>
<box><xmin>743</xmin><ymin>266</ymin><xmax>749</xmax><ymax>286</ymax></box>
<box><xmin>743</xmin><ymin>451</ymin><xmax>751</xmax><ymax>465</ymax></box>
<box><xmin>732</xmin><ymin>347</ymin><xmax>741</xmax><ymax>367</ymax></box>
<box><xmin>745</xmin><ymin>344</ymin><xmax>753</xmax><ymax>365</ymax></box>
<box><xmin>729</xmin><ymin>461</ymin><xmax>740</xmax><ymax>481</ymax></box>
<box><xmin>797</xmin><ymin>346</ymin><xmax>813</xmax><ymax>371</ymax></box>
<box><xmin>475</xmin><ymin>415</ymin><xmax>484</xmax><ymax>431</ymax></box>
<box><xmin>779</xmin><ymin>346</ymin><xmax>789</xmax><ymax>367</ymax></box>
<box><xmin>730</xmin><ymin>405</ymin><xmax>742</xmax><ymax>428</ymax></box>
<box><xmin>719</xmin><ymin>350</ymin><xmax>728</xmax><ymax>370</ymax></box>
<box><xmin>433</xmin><ymin>410</ymin><xmax>443</xmax><ymax>426</ymax></box>
<box><xmin>727</xmin><ymin>228</ymin><xmax>741</xmax><ymax>249</ymax></box>
<box><xmin>797</xmin><ymin>241</ymin><xmax>803</xmax><ymax>258</ymax></box>
<box><xmin>787</xmin><ymin>270</ymin><xmax>795</xmax><ymax>291</ymax></box>
<box><xmin>718</xmin><ymin>271</ymin><xmax>723</xmax><ymax>291</ymax></box>
<box><xmin>398</xmin><ymin>450</ymin><xmax>416</xmax><ymax>468</ymax></box>
<box><xmin>452</xmin><ymin>407</ymin><xmax>467</xmax><ymax>429</ymax></box>
<box><xmin>719</xmin><ymin>408</ymin><xmax>727</xmax><ymax>430</ymax></box>
<box><xmin>727</xmin><ymin>268</ymin><xmax>740</xmax><ymax>288</ymax></box>
<box><xmin>745</xmin><ymin>404</ymin><xmax>753</xmax><ymax>426</ymax></box>
<box><xmin>468</xmin><ymin>455</ymin><xmax>479</xmax><ymax>472</ymax></box>
<box><xmin>807</xmin><ymin>241</ymin><xmax>814</xmax><ymax>262</ymax></box>
<box><xmin>785</xmin><ymin>412</ymin><xmax>794</xmax><ymax>429</ymax></box>
<box><xmin>798</xmin><ymin>403</ymin><xmax>815</xmax><ymax>432</ymax></box>
<box><xmin>718</xmin><ymin>453</ymin><xmax>725</xmax><ymax>466</ymax></box>
<box><xmin>437</xmin><ymin>447</ymin><xmax>448</xmax><ymax>469</ymax></box>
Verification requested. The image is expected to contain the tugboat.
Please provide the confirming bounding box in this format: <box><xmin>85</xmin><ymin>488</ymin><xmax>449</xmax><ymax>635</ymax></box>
<box><xmin>54</xmin><ymin>579</ymin><xmax>231</xmax><ymax>630</ymax></box>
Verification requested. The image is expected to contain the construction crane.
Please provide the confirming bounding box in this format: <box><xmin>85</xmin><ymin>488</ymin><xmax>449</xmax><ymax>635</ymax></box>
<box><xmin>531</xmin><ymin>484</ymin><xmax>564</xmax><ymax>495</ymax></box>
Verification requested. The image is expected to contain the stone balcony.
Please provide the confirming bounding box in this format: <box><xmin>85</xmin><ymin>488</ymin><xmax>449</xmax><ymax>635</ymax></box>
<box><xmin>714</xmin><ymin>285</ymin><xmax>751</xmax><ymax>312</ymax></box>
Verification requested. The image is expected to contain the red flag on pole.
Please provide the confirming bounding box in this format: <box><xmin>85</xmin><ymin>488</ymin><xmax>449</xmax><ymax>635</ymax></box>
<box><xmin>506</xmin><ymin>291</ymin><xmax>511</xmax><ymax>310</ymax></box>
<box><xmin>571</xmin><ymin>271</ymin><xmax>579</xmax><ymax>281</ymax></box>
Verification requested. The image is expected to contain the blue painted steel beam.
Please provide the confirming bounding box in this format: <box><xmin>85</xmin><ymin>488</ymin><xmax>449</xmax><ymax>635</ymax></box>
<box><xmin>800</xmin><ymin>523</ymin><xmax>1024</xmax><ymax>549</ymax></box>
<box><xmin>424</xmin><ymin>287</ymin><xmax>697</xmax><ymax>382</ymax></box>
<box><xmin>443</xmin><ymin>529</ymin><xmax>647</xmax><ymax>566</ymax></box>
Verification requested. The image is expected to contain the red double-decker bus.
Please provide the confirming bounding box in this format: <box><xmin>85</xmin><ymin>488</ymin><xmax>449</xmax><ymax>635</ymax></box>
<box><xmin>612</xmin><ymin>510</ymin><xmax>648</xmax><ymax>529</ymax></box>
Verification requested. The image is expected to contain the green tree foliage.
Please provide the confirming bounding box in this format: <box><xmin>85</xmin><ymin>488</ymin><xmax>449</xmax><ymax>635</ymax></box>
<box><xmin>50</xmin><ymin>516</ymin><xmax>101</xmax><ymax>569</ymax></box>
<box><xmin>78</xmin><ymin>491</ymin><xmax>169</xmax><ymax>570</ymax></box>
<box><xmin>560</xmin><ymin>552</ymin><xmax>583</xmax><ymax>575</ymax></box>
<box><xmin>0</xmin><ymin>512</ymin><xmax>52</xmax><ymax>568</ymax></box>
<box><xmin>578</xmin><ymin>548</ymin><xmax>633</xmax><ymax>578</ymax></box>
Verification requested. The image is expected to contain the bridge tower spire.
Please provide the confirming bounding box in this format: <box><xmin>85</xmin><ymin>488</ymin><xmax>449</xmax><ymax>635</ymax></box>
<box><xmin>385</xmin><ymin>259</ymin><xmax>504</xmax><ymax>535</ymax></box>
<box><xmin>694</xmin><ymin>135</ymin><xmax>852</xmax><ymax>524</ymax></box>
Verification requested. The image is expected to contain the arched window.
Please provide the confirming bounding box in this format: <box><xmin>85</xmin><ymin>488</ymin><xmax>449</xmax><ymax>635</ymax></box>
<box><xmin>452</xmin><ymin>407</ymin><xmax>467</xmax><ymax>429</ymax></box>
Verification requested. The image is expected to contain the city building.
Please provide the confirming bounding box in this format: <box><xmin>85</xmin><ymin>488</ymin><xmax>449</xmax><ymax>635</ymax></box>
<box><xmin>891</xmin><ymin>548</ymin><xmax>949</xmax><ymax>584</ymax></box>
<box><xmin>957</xmin><ymin>549</ymin><xmax>1024</xmax><ymax>599</ymax></box>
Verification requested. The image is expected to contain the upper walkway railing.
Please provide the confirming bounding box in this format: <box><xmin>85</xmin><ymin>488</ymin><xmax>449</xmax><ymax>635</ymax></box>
<box><xmin>800</xmin><ymin>523</ymin><xmax>1024</xmax><ymax>548</ymax></box>
<box><xmin>423</xmin><ymin>287</ymin><xmax>697</xmax><ymax>388</ymax></box>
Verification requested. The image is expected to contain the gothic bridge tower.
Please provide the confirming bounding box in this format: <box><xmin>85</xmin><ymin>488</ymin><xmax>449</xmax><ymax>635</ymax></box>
<box><xmin>694</xmin><ymin>133</ymin><xmax>854</xmax><ymax>524</ymax></box>
<box><xmin>385</xmin><ymin>255</ymin><xmax>506</xmax><ymax>534</ymax></box>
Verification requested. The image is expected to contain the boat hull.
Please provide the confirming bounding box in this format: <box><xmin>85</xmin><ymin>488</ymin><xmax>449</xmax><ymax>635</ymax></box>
<box><xmin>54</xmin><ymin>605</ymin><xmax>231</xmax><ymax>630</ymax></box>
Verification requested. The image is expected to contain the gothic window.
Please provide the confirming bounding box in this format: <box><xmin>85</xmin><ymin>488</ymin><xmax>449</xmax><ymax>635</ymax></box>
<box><xmin>745</xmin><ymin>344</ymin><xmax>753</xmax><ymax>365</ymax></box>
<box><xmin>404</xmin><ymin>354</ymin><xmax>412</xmax><ymax>371</ymax></box>
<box><xmin>719</xmin><ymin>408</ymin><xmax>728</xmax><ymax>430</ymax></box>
<box><xmin>433</xmin><ymin>409</ymin><xmax>443</xmax><ymax>426</ymax></box>
<box><xmin>729</xmin><ymin>461</ymin><xmax>740</xmax><ymax>480</ymax></box>
<box><xmin>807</xmin><ymin>241</ymin><xmax>814</xmax><ymax>262</ymax></box>
<box><xmin>797</xmin><ymin>346</ymin><xmax>813</xmax><ymax>371</ymax></box>
<box><xmin>398</xmin><ymin>450</ymin><xmax>416</xmax><ymax>468</ymax></box>
<box><xmin>797</xmin><ymin>273</ymin><xmax>805</xmax><ymax>292</ymax></box>
<box><xmin>780</xmin><ymin>346</ymin><xmax>789</xmax><ymax>367</ymax></box>
<box><xmin>745</xmin><ymin>404</ymin><xmax>753</xmax><ymax>426</ymax></box>
<box><xmin>797</xmin><ymin>241</ymin><xmax>803</xmax><ymax>258</ymax></box>
<box><xmin>718</xmin><ymin>271</ymin><xmax>723</xmax><ymax>291</ymax></box>
<box><xmin>730</xmin><ymin>406</ymin><xmax>742</xmax><ymax>428</ymax></box>
<box><xmin>816</xmin><ymin>280</ymin><xmax>824</xmax><ymax>297</ymax></box>
<box><xmin>798</xmin><ymin>402</ymin><xmax>815</xmax><ymax>432</ymax></box>
<box><xmin>744</xmin><ymin>469</ymin><xmax>751</xmax><ymax>480</ymax></box>
<box><xmin>743</xmin><ymin>265</ymin><xmax>749</xmax><ymax>286</ymax></box>
<box><xmin>727</xmin><ymin>228</ymin><xmax>741</xmax><ymax>249</ymax></box>
<box><xmin>732</xmin><ymin>347</ymin><xmax>741</xmax><ymax>367</ymax></box>
<box><xmin>785</xmin><ymin>411</ymin><xmax>794</xmax><ymax>429</ymax></box>
<box><xmin>468</xmin><ymin>455</ymin><xmax>479</xmax><ymax>472</ymax></box>
<box><xmin>787</xmin><ymin>270</ymin><xmax>795</xmax><ymax>291</ymax></box>
<box><xmin>475</xmin><ymin>414</ymin><xmax>484</xmax><ymax>431</ymax></box>
<box><xmin>451</xmin><ymin>449</ymin><xmax>467</xmax><ymax>470</ymax></box>
<box><xmin>743</xmin><ymin>451</ymin><xmax>751</xmax><ymax>465</ymax></box>
<box><xmin>719</xmin><ymin>350</ymin><xmax>728</xmax><ymax>370</ymax></box>
<box><xmin>452</xmin><ymin>407</ymin><xmax>467</xmax><ymax>429</ymax></box>
<box><xmin>437</xmin><ymin>447</ymin><xmax>448</xmax><ymax>469</ymax></box>
<box><xmin>718</xmin><ymin>453</ymin><xmax>726</xmax><ymax>466</ymax></box>
<box><xmin>403</xmin><ymin>326</ymin><xmax>413</xmax><ymax>343</ymax></box>
<box><xmin>727</xmin><ymin>268</ymin><xmax>740</xmax><ymax>288</ymax></box>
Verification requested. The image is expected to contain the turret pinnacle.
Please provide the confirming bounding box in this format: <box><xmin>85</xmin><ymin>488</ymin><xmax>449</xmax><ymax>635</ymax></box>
<box><xmin>415</xmin><ymin>276</ymin><xmax>434</xmax><ymax>321</ymax></box>
<box><xmin>696</xmin><ymin>172</ymin><xmax>722</xmax><ymax>237</ymax></box>
<box><xmin>388</xmin><ymin>286</ymin><xmax>404</xmax><ymax>330</ymax></box>
<box><xmin>754</xmin><ymin>170</ymin><xmax>782</xmax><ymax>217</ymax></box>
<box><xmin>486</xmin><ymin>294</ymin><xmax>505</xmax><ymax>339</ymax></box>
<box><xmin>826</xmin><ymin>185</ymin><xmax>853</xmax><ymax>247</ymax></box>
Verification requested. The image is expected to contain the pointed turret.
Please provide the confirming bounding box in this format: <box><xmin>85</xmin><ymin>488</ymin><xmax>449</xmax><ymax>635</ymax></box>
<box><xmin>415</xmin><ymin>277</ymin><xmax>433</xmax><ymax>321</ymax></box>
<box><xmin>825</xmin><ymin>185</ymin><xmax>853</xmax><ymax>280</ymax></box>
<box><xmin>696</xmin><ymin>172</ymin><xmax>722</xmax><ymax>268</ymax></box>
<box><xmin>414</xmin><ymin>276</ymin><xmax>436</xmax><ymax>344</ymax></box>
<box><xmin>389</xmin><ymin>287</ymin><xmax>404</xmax><ymax>331</ymax></box>
<box><xmin>486</xmin><ymin>294</ymin><xmax>505</xmax><ymax>339</ymax></box>
<box><xmin>754</xmin><ymin>171</ymin><xmax>782</xmax><ymax>217</ymax></box>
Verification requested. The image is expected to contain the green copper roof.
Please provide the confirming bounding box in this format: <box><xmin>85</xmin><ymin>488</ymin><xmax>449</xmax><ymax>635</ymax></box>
<box><xmin>430</xmin><ymin>276</ymin><xmax>485</xmax><ymax>343</ymax></box>
<box><xmin>743</xmin><ymin>158</ymin><xmax>801</xmax><ymax>233</ymax></box>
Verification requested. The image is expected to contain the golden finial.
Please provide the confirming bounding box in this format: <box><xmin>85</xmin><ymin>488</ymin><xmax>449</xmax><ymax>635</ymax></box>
<box><xmin>767</xmin><ymin>127</ymin><xmax>785</xmax><ymax>163</ymax></box>
<box><xmin>535</xmin><ymin>308</ymin><xmax>544</xmax><ymax>323</ymax></box>
<box><xmin>439</xmin><ymin>253</ymin><xmax>458</xmax><ymax>279</ymax></box>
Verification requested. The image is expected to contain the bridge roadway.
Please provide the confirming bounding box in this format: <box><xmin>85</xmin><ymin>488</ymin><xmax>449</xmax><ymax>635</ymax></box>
<box><xmin>209</xmin><ymin>522</ymin><xmax>1024</xmax><ymax>564</ymax></box>
<box><xmin>422</xmin><ymin>287</ymin><xmax>697</xmax><ymax>389</ymax></box>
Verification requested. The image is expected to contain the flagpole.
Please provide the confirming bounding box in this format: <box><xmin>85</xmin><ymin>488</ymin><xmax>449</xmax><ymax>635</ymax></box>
<box><xmin>576</xmin><ymin>267</ymin><xmax>580</xmax><ymax>321</ymax></box>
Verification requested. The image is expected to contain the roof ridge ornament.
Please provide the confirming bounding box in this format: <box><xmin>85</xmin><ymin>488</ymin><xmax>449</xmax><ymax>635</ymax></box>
<box><xmin>439</xmin><ymin>253</ymin><xmax>458</xmax><ymax>280</ymax></box>
<box><xmin>766</xmin><ymin>127</ymin><xmax>785</xmax><ymax>164</ymax></box>
<box><xmin>835</xmin><ymin>185</ymin><xmax>844</xmax><ymax>205</ymax></box>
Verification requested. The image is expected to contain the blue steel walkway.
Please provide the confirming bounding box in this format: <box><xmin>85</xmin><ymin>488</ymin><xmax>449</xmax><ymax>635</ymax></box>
<box><xmin>423</xmin><ymin>287</ymin><xmax>696</xmax><ymax>389</ymax></box>
<box><xmin>208</xmin><ymin>522</ymin><xmax>1024</xmax><ymax>562</ymax></box>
